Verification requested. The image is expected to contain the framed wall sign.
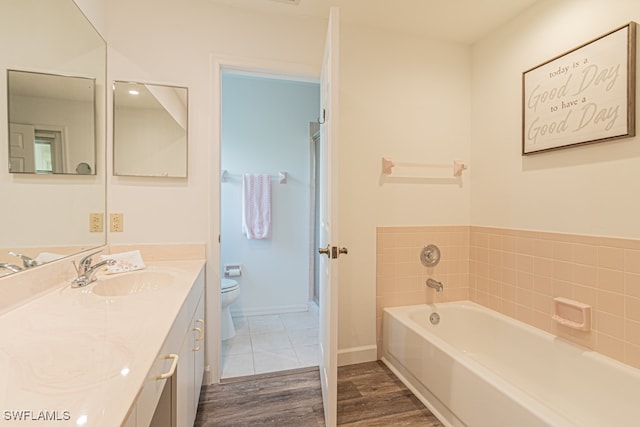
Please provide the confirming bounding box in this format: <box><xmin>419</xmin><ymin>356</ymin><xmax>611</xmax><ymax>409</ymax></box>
<box><xmin>522</xmin><ymin>22</ymin><xmax>636</xmax><ymax>155</ymax></box>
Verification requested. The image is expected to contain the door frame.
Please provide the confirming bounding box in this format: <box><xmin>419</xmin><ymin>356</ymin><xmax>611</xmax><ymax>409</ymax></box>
<box><xmin>208</xmin><ymin>54</ymin><xmax>320</xmax><ymax>384</ymax></box>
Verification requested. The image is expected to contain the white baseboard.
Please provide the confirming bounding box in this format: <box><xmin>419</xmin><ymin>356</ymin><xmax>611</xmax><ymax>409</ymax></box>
<box><xmin>337</xmin><ymin>345</ymin><xmax>377</xmax><ymax>366</ymax></box>
<box><xmin>230</xmin><ymin>303</ymin><xmax>310</xmax><ymax>317</ymax></box>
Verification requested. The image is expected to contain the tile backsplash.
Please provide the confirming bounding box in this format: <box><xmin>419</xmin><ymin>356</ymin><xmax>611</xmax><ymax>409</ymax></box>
<box><xmin>376</xmin><ymin>225</ymin><xmax>640</xmax><ymax>370</ymax></box>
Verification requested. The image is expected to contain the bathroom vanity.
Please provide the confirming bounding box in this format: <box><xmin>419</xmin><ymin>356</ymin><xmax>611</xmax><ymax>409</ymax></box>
<box><xmin>0</xmin><ymin>258</ymin><xmax>205</xmax><ymax>427</ymax></box>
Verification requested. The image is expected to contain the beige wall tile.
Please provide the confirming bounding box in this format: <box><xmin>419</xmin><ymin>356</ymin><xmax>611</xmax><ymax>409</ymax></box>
<box><xmin>517</xmin><ymin>288</ymin><xmax>533</xmax><ymax>307</ymax></box>
<box><xmin>533</xmin><ymin>275</ymin><xmax>552</xmax><ymax>295</ymax></box>
<box><xmin>626</xmin><ymin>273</ymin><xmax>640</xmax><ymax>298</ymax></box>
<box><xmin>533</xmin><ymin>292</ymin><xmax>553</xmax><ymax>314</ymax></box>
<box><xmin>517</xmin><ymin>254</ymin><xmax>534</xmax><ymax>273</ymax></box>
<box><xmin>517</xmin><ymin>271</ymin><xmax>534</xmax><ymax>290</ymax></box>
<box><xmin>553</xmin><ymin>261</ymin><xmax>573</xmax><ymax>282</ymax></box>
<box><xmin>552</xmin><ymin>279</ymin><xmax>572</xmax><ymax>299</ymax></box>
<box><xmin>476</xmin><ymin>232</ymin><xmax>489</xmax><ymax>248</ymax></box>
<box><xmin>596</xmin><ymin>311</ymin><xmax>624</xmax><ymax>340</ymax></box>
<box><xmin>502</xmin><ymin>235</ymin><xmax>517</xmax><ymax>253</ymax></box>
<box><xmin>503</xmin><ymin>268</ymin><xmax>517</xmax><ymax>286</ymax></box>
<box><xmin>378</xmin><ymin>225</ymin><xmax>640</xmax><ymax>370</ymax></box>
<box><xmin>533</xmin><ymin>257</ymin><xmax>554</xmax><ymax>278</ymax></box>
<box><xmin>572</xmin><ymin>284</ymin><xmax>596</xmax><ymax>307</ymax></box>
<box><xmin>488</xmin><ymin>234</ymin><xmax>502</xmax><ymax>251</ymax></box>
<box><xmin>502</xmin><ymin>284</ymin><xmax>517</xmax><ymax>303</ymax></box>
<box><xmin>503</xmin><ymin>251</ymin><xmax>518</xmax><ymax>270</ymax></box>
<box><xmin>597</xmin><ymin>333</ymin><xmax>625</xmax><ymax>361</ymax></box>
<box><xmin>573</xmin><ymin>264</ymin><xmax>597</xmax><ymax>287</ymax></box>
<box><xmin>532</xmin><ymin>239</ymin><xmax>554</xmax><ymax>259</ymax></box>
<box><xmin>574</xmin><ymin>244</ymin><xmax>598</xmax><ymax>266</ymax></box>
<box><xmin>626</xmin><ymin>250</ymin><xmax>640</xmax><ymax>274</ymax></box>
<box><xmin>517</xmin><ymin>237</ymin><xmax>535</xmax><ymax>256</ymax></box>
<box><xmin>532</xmin><ymin>310</ymin><xmax>553</xmax><ymax>333</ymax></box>
<box><xmin>598</xmin><ymin>246</ymin><xmax>625</xmax><ymax>271</ymax></box>
<box><xmin>553</xmin><ymin>241</ymin><xmax>573</xmax><ymax>262</ymax></box>
<box><xmin>625</xmin><ymin>319</ymin><xmax>640</xmax><ymax>347</ymax></box>
<box><xmin>625</xmin><ymin>296</ymin><xmax>640</xmax><ymax>323</ymax></box>
<box><xmin>625</xmin><ymin>343</ymin><xmax>640</xmax><ymax>370</ymax></box>
<box><xmin>597</xmin><ymin>268</ymin><xmax>625</xmax><ymax>294</ymax></box>
<box><xmin>597</xmin><ymin>290</ymin><xmax>624</xmax><ymax>315</ymax></box>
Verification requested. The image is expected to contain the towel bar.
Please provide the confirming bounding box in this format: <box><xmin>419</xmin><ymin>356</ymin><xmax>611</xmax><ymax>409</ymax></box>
<box><xmin>381</xmin><ymin>157</ymin><xmax>467</xmax><ymax>177</ymax></box>
<box><xmin>221</xmin><ymin>170</ymin><xmax>288</xmax><ymax>184</ymax></box>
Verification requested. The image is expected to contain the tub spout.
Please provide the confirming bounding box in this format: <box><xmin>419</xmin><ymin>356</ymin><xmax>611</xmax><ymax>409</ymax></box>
<box><xmin>426</xmin><ymin>278</ymin><xmax>443</xmax><ymax>292</ymax></box>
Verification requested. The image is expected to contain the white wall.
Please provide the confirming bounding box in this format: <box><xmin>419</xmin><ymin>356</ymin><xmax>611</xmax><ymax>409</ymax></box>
<box><xmin>221</xmin><ymin>74</ymin><xmax>319</xmax><ymax>315</ymax></box>
<box><xmin>114</xmin><ymin>106</ymin><xmax>187</xmax><ymax>177</ymax></box>
<box><xmin>337</xmin><ymin>24</ymin><xmax>472</xmax><ymax>360</ymax></box>
<box><xmin>74</xmin><ymin>0</ymin><xmax>107</xmax><ymax>38</ymax></box>
<box><xmin>471</xmin><ymin>0</ymin><xmax>640</xmax><ymax>238</ymax></box>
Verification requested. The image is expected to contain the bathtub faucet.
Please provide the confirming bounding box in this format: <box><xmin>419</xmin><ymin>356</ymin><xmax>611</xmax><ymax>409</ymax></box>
<box><xmin>426</xmin><ymin>278</ymin><xmax>443</xmax><ymax>292</ymax></box>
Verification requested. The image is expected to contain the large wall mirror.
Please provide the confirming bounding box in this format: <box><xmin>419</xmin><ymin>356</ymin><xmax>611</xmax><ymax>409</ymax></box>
<box><xmin>0</xmin><ymin>0</ymin><xmax>106</xmax><ymax>277</ymax></box>
<box><xmin>113</xmin><ymin>81</ymin><xmax>188</xmax><ymax>178</ymax></box>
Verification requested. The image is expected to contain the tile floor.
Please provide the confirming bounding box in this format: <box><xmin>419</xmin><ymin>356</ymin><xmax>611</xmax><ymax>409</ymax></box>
<box><xmin>221</xmin><ymin>309</ymin><xmax>320</xmax><ymax>378</ymax></box>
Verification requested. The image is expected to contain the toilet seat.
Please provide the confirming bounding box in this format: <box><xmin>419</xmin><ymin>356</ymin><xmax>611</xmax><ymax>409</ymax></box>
<box><xmin>221</xmin><ymin>278</ymin><xmax>239</xmax><ymax>293</ymax></box>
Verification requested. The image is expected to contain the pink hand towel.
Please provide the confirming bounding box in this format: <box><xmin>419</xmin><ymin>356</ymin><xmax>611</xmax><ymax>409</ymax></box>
<box><xmin>242</xmin><ymin>174</ymin><xmax>272</xmax><ymax>239</ymax></box>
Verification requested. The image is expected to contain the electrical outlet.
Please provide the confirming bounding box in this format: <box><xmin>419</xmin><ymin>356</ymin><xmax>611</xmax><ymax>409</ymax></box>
<box><xmin>89</xmin><ymin>213</ymin><xmax>104</xmax><ymax>232</ymax></box>
<box><xmin>110</xmin><ymin>213</ymin><xmax>124</xmax><ymax>232</ymax></box>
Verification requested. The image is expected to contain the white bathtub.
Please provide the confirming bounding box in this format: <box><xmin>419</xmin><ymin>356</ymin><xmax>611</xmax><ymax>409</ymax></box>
<box><xmin>382</xmin><ymin>301</ymin><xmax>640</xmax><ymax>427</ymax></box>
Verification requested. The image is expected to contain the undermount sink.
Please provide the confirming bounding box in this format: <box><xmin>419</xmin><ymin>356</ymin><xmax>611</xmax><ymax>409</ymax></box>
<box><xmin>92</xmin><ymin>270</ymin><xmax>177</xmax><ymax>297</ymax></box>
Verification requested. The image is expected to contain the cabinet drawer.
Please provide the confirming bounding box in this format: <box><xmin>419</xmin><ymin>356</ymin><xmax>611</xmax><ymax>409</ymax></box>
<box><xmin>136</xmin><ymin>347</ymin><xmax>179</xmax><ymax>426</ymax></box>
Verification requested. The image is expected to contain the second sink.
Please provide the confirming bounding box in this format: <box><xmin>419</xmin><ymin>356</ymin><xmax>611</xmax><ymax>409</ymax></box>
<box><xmin>92</xmin><ymin>269</ymin><xmax>177</xmax><ymax>297</ymax></box>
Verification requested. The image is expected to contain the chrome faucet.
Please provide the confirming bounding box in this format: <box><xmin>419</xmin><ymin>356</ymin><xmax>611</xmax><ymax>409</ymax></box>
<box><xmin>0</xmin><ymin>263</ymin><xmax>23</xmax><ymax>273</ymax></box>
<box><xmin>426</xmin><ymin>278</ymin><xmax>444</xmax><ymax>293</ymax></box>
<box><xmin>9</xmin><ymin>251</ymin><xmax>39</xmax><ymax>268</ymax></box>
<box><xmin>71</xmin><ymin>251</ymin><xmax>116</xmax><ymax>288</ymax></box>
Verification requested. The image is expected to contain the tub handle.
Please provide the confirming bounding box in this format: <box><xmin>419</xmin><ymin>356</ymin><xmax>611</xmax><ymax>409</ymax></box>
<box><xmin>421</xmin><ymin>245</ymin><xmax>441</xmax><ymax>267</ymax></box>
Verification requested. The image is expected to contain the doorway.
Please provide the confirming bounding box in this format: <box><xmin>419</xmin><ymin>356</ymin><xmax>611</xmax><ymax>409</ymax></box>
<box><xmin>219</xmin><ymin>69</ymin><xmax>321</xmax><ymax>379</ymax></box>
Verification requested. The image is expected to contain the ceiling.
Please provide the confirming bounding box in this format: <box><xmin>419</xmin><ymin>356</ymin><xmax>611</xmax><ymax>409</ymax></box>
<box><xmin>8</xmin><ymin>70</ymin><xmax>94</xmax><ymax>102</ymax></box>
<box><xmin>206</xmin><ymin>0</ymin><xmax>541</xmax><ymax>44</ymax></box>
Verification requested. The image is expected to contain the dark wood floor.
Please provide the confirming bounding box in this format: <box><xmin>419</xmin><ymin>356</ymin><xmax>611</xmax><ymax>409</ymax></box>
<box><xmin>195</xmin><ymin>361</ymin><xmax>443</xmax><ymax>427</ymax></box>
<box><xmin>337</xmin><ymin>361</ymin><xmax>443</xmax><ymax>427</ymax></box>
<box><xmin>195</xmin><ymin>367</ymin><xmax>325</xmax><ymax>426</ymax></box>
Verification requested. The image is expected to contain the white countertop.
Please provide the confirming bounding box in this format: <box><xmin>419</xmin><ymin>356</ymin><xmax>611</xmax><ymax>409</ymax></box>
<box><xmin>0</xmin><ymin>259</ymin><xmax>205</xmax><ymax>426</ymax></box>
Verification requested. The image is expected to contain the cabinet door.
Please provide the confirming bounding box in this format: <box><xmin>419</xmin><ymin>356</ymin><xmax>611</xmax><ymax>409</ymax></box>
<box><xmin>122</xmin><ymin>406</ymin><xmax>136</xmax><ymax>427</ymax></box>
<box><xmin>176</xmin><ymin>334</ymin><xmax>193</xmax><ymax>427</ymax></box>
<box><xmin>177</xmin><ymin>292</ymin><xmax>204</xmax><ymax>427</ymax></box>
<box><xmin>192</xmin><ymin>296</ymin><xmax>205</xmax><ymax>418</ymax></box>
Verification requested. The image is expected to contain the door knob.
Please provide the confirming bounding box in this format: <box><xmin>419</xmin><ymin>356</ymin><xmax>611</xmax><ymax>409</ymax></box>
<box><xmin>319</xmin><ymin>245</ymin><xmax>348</xmax><ymax>259</ymax></box>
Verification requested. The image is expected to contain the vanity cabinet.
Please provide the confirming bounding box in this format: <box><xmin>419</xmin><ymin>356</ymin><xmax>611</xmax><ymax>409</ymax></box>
<box><xmin>123</xmin><ymin>267</ymin><xmax>205</xmax><ymax>427</ymax></box>
<box><xmin>177</xmin><ymin>295</ymin><xmax>205</xmax><ymax>427</ymax></box>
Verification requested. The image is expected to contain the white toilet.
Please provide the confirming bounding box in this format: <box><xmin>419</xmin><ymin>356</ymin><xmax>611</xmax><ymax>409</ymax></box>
<box><xmin>221</xmin><ymin>278</ymin><xmax>240</xmax><ymax>340</ymax></box>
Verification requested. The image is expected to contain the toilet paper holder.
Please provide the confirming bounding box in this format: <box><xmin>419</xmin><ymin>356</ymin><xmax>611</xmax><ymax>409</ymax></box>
<box><xmin>224</xmin><ymin>264</ymin><xmax>242</xmax><ymax>277</ymax></box>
